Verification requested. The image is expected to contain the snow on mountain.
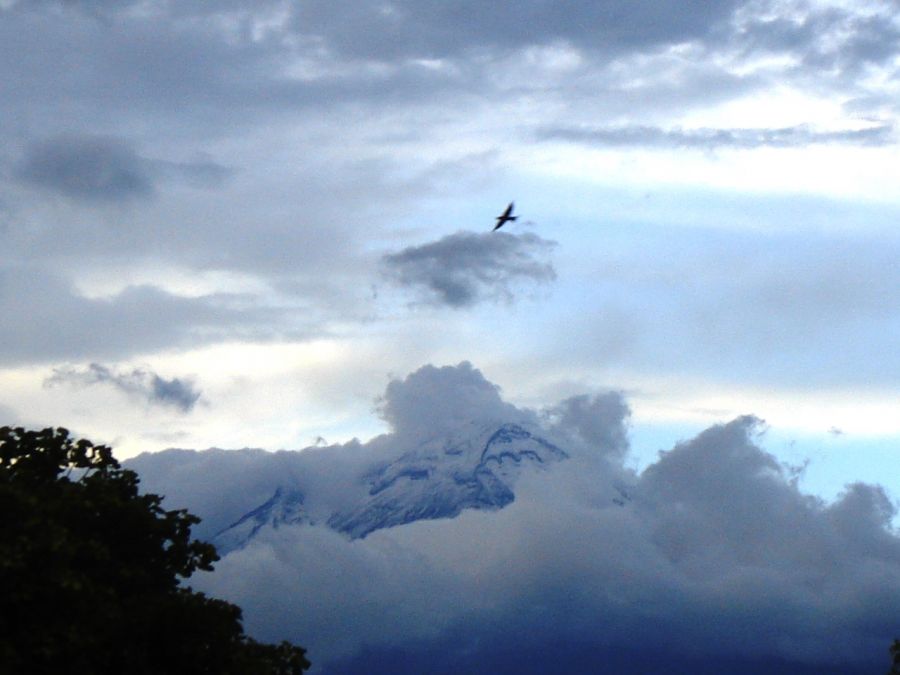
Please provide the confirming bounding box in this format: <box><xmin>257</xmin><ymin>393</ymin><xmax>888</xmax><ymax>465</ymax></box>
<box><xmin>329</xmin><ymin>422</ymin><xmax>568</xmax><ymax>539</ymax></box>
<box><xmin>213</xmin><ymin>486</ymin><xmax>310</xmax><ymax>555</ymax></box>
<box><xmin>212</xmin><ymin>422</ymin><xmax>568</xmax><ymax>552</ymax></box>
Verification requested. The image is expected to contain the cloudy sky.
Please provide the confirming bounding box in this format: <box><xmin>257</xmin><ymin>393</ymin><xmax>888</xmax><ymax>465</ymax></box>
<box><xmin>5</xmin><ymin>0</ymin><xmax>900</xmax><ymax>671</ymax></box>
<box><xmin>3</xmin><ymin>3</ymin><xmax>900</xmax><ymax>500</ymax></box>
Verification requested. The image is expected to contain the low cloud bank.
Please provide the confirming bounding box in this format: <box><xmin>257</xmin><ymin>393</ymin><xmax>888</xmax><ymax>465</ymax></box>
<box><xmin>129</xmin><ymin>363</ymin><xmax>900</xmax><ymax>674</ymax></box>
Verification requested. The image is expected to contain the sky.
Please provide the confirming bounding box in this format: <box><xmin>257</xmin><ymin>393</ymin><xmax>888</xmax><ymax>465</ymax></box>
<box><xmin>4</xmin><ymin>0</ymin><xmax>900</xmax><ymax>671</ymax></box>
<box><xmin>3</xmin><ymin>0</ymin><xmax>900</xmax><ymax>502</ymax></box>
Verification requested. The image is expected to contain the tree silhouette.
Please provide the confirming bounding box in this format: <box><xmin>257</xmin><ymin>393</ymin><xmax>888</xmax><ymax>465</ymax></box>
<box><xmin>0</xmin><ymin>426</ymin><xmax>310</xmax><ymax>674</ymax></box>
<box><xmin>890</xmin><ymin>639</ymin><xmax>900</xmax><ymax>674</ymax></box>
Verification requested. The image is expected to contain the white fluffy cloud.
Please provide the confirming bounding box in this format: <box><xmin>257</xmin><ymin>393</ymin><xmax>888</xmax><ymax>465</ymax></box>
<box><xmin>377</xmin><ymin>361</ymin><xmax>531</xmax><ymax>438</ymax></box>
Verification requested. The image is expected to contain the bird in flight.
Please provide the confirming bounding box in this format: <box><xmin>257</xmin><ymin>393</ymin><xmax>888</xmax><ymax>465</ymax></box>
<box><xmin>492</xmin><ymin>202</ymin><xmax>518</xmax><ymax>231</ymax></box>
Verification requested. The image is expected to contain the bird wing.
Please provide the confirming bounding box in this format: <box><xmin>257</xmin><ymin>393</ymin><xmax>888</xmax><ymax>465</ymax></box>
<box><xmin>501</xmin><ymin>202</ymin><xmax>514</xmax><ymax>219</ymax></box>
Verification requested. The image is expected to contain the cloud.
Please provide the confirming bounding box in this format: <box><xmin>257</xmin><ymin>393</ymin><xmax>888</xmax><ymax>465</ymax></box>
<box><xmin>377</xmin><ymin>361</ymin><xmax>531</xmax><ymax>440</ymax></box>
<box><xmin>0</xmin><ymin>267</ymin><xmax>287</xmax><ymax>366</ymax></box>
<box><xmin>735</xmin><ymin>5</ymin><xmax>900</xmax><ymax>78</ymax></box>
<box><xmin>0</xmin><ymin>1</ymin><xmax>465</xmax><ymax>145</ymax></box>
<box><xmin>2</xmin><ymin>0</ymin><xmax>896</xmax><ymax>150</ymax></box>
<box><xmin>14</xmin><ymin>134</ymin><xmax>154</xmax><ymax>202</ymax></box>
<box><xmin>151</xmin><ymin>155</ymin><xmax>233</xmax><ymax>189</ymax></box>
<box><xmin>289</xmin><ymin>0</ymin><xmax>742</xmax><ymax>62</ymax></box>
<box><xmin>382</xmin><ymin>231</ymin><xmax>556</xmax><ymax>307</ymax></box>
<box><xmin>13</xmin><ymin>134</ymin><xmax>232</xmax><ymax>202</ymax></box>
<box><xmin>541</xmin><ymin>218</ymin><xmax>900</xmax><ymax>389</ymax></box>
<box><xmin>0</xmin><ymin>402</ymin><xmax>18</xmax><ymax>425</ymax></box>
<box><xmin>546</xmin><ymin>392</ymin><xmax>631</xmax><ymax>461</ymax></box>
<box><xmin>538</xmin><ymin>123</ymin><xmax>895</xmax><ymax>149</ymax></box>
<box><xmin>0</xmin><ymin>2</ymin><xmax>750</xmax><ymax>160</ymax></box>
<box><xmin>46</xmin><ymin>362</ymin><xmax>201</xmax><ymax>412</ymax></box>
<box><xmin>127</xmin><ymin>363</ymin><xmax>900</xmax><ymax>674</ymax></box>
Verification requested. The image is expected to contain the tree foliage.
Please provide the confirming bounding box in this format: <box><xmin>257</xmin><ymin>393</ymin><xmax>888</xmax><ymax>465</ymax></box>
<box><xmin>890</xmin><ymin>639</ymin><xmax>900</xmax><ymax>675</ymax></box>
<box><xmin>0</xmin><ymin>426</ymin><xmax>310</xmax><ymax>674</ymax></box>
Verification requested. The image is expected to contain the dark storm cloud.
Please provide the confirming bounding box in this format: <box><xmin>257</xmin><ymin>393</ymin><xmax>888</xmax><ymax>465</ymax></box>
<box><xmin>382</xmin><ymin>231</ymin><xmax>556</xmax><ymax>308</ymax></box>
<box><xmin>128</xmin><ymin>363</ymin><xmax>900</xmax><ymax>674</ymax></box>
<box><xmin>13</xmin><ymin>135</ymin><xmax>232</xmax><ymax>201</ymax></box>
<box><xmin>538</xmin><ymin>123</ymin><xmax>894</xmax><ymax>149</ymax></box>
<box><xmin>45</xmin><ymin>362</ymin><xmax>201</xmax><ymax>412</ymax></box>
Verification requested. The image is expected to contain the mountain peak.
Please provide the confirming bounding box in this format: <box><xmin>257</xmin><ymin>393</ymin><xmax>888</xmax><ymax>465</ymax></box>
<box><xmin>213</xmin><ymin>422</ymin><xmax>568</xmax><ymax>550</ymax></box>
<box><xmin>213</xmin><ymin>485</ymin><xmax>309</xmax><ymax>554</ymax></box>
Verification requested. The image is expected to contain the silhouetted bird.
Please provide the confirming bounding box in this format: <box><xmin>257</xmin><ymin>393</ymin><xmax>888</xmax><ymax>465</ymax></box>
<box><xmin>492</xmin><ymin>202</ymin><xmax>518</xmax><ymax>231</ymax></box>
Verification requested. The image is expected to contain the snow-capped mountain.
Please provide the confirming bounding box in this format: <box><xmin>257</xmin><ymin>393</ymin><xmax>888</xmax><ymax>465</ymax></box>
<box><xmin>213</xmin><ymin>422</ymin><xmax>567</xmax><ymax>553</ymax></box>
<box><xmin>213</xmin><ymin>486</ymin><xmax>309</xmax><ymax>554</ymax></box>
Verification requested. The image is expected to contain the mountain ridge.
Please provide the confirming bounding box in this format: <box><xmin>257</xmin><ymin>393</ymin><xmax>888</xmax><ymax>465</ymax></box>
<box><xmin>212</xmin><ymin>422</ymin><xmax>568</xmax><ymax>553</ymax></box>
